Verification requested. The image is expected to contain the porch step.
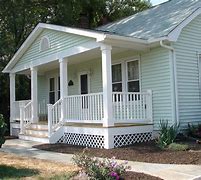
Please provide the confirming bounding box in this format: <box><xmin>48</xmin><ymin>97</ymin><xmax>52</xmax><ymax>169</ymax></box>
<box><xmin>25</xmin><ymin>129</ymin><xmax>48</xmax><ymax>137</ymax></box>
<box><xmin>19</xmin><ymin>134</ymin><xmax>49</xmax><ymax>143</ymax></box>
<box><xmin>19</xmin><ymin>123</ymin><xmax>49</xmax><ymax>143</ymax></box>
<box><xmin>29</xmin><ymin>124</ymin><xmax>48</xmax><ymax>131</ymax></box>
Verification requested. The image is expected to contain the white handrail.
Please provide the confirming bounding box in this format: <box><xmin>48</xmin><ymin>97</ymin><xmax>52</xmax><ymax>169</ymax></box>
<box><xmin>19</xmin><ymin>100</ymin><xmax>32</xmax><ymax>134</ymax></box>
<box><xmin>48</xmin><ymin>99</ymin><xmax>62</xmax><ymax>137</ymax></box>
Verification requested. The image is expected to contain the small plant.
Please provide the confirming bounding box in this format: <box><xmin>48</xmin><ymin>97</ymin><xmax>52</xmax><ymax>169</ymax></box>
<box><xmin>72</xmin><ymin>149</ymin><xmax>130</xmax><ymax>180</ymax></box>
<box><xmin>168</xmin><ymin>143</ymin><xmax>189</xmax><ymax>151</ymax></box>
<box><xmin>157</xmin><ymin>120</ymin><xmax>179</xmax><ymax>149</ymax></box>
<box><xmin>0</xmin><ymin>114</ymin><xmax>7</xmax><ymax>148</ymax></box>
<box><xmin>187</xmin><ymin>123</ymin><xmax>201</xmax><ymax>138</ymax></box>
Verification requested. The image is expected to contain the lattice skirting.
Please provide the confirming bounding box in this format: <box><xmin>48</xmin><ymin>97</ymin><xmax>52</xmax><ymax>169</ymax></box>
<box><xmin>57</xmin><ymin>131</ymin><xmax>152</xmax><ymax>149</ymax></box>
<box><xmin>58</xmin><ymin>133</ymin><xmax>105</xmax><ymax>148</ymax></box>
<box><xmin>114</xmin><ymin>132</ymin><xmax>152</xmax><ymax>148</ymax></box>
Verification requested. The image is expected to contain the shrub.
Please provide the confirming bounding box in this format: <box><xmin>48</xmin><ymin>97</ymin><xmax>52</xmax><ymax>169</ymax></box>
<box><xmin>0</xmin><ymin>114</ymin><xmax>7</xmax><ymax>148</ymax></box>
<box><xmin>72</xmin><ymin>149</ymin><xmax>131</xmax><ymax>180</ymax></box>
<box><xmin>168</xmin><ymin>143</ymin><xmax>189</xmax><ymax>151</ymax></box>
<box><xmin>157</xmin><ymin>120</ymin><xmax>179</xmax><ymax>149</ymax></box>
<box><xmin>187</xmin><ymin>123</ymin><xmax>201</xmax><ymax>138</ymax></box>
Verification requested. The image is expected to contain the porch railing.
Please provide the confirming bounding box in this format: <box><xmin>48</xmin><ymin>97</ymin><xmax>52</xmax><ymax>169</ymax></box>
<box><xmin>112</xmin><ymin>90</ymin><xmax>152</xmax><ymax>123</ymax></box>
<box><xmin>64</xmin><ymin>93</ymin><xmax>104</xmax><ymax>123</ymax></box>
<box><xmin>47</xmin><ymin>99</ymin><xmax>62</xmax><ymax>137</ymax></box>
<box><xmin>13</xmin><ymin>100</ymin><xmax>31</xmax><ymax>120</ymax></box>
<box><xmin>19</xmin><ymin>100</ymin><xmax>32</xmax><ymax>134</ymax></box>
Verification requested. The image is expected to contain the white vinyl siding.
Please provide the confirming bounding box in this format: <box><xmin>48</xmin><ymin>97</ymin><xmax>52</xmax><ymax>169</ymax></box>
<box><xmin>173</xmin><ymin>14</ymin><xmax>201</xmax><ymax>129</ymax></box>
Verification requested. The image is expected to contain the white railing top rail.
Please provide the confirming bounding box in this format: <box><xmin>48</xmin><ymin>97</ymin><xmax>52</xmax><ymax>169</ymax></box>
<box><xmin>64</xmin><ymin>92</ymin><xmax>103</xmax><ymax>98</ymax></box>
<box><xmin>24</xmin><ymin>101</ymin><xmax>32</xmax><ymax>109</ymax></box>
<box><xmin>112</xmin><ymin>91</ymin><xmax>150</xmax><ymax>95</ymax></box>
<box><xmin>52</xmin><ymin>98</ymin><xmax>62</xmax><ymax>107</ymax></box>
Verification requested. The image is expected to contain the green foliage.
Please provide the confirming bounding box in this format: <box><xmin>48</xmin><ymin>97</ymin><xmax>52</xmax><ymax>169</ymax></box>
<box><xmin>157</xmin><ymin>120</ymin><xmax>179</xmax><ymax>149</ymax></box>
<box><xmin>187</xmin><ymin>123</ymin><xmax>201</xmax><ymax>138</ymax></box>
<box><xmin>168</xmin><ymin>143</ymin><xmax>189</xmax><ymax>151</ymax></box>
<box><xmin>0</xmin><ymin>114</ymin><xmax>7</xmax><ymax>147</ymax></box>
<box><xmin>72</xmin><ymin>149</ymin><xmax>130</xmax><ymax>180</ymax></box>
<box><xmin>0</xmin><ymin>165</ymin><xmax>39</xmax><ymax>179</ymax></box>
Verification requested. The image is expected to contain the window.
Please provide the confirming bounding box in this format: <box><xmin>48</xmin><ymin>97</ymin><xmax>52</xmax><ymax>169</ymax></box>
<box><xmin>127</xmin><ymin>60</ymin><xmax>139</xmax><ymax>92</ymax></box>
<box><xmin>112</xmin><ymin>64</ymin><xmax>122</xmax><ymax>92</ymax></box>
<box><xmin>49</xmin><ymin>78</ymin><xmax>55</xmax><ymax>104</ymax></box>
<box><xmin>40</xmin><ymin>36</ymin><xmax>50</xmax><ymax>51</ymax></box>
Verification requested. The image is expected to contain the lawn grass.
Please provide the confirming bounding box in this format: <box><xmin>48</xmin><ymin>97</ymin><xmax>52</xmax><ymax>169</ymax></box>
<box><xmin>0</xmin><ymin>152</ymin><xmax>78</xmax><ymax>179</ymax></box>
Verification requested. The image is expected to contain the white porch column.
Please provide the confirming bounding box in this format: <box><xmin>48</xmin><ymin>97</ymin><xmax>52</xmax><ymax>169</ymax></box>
<box><xmin>9</xmin><ymin>73</ymin><xmax>16</xmax><ymax>122</ymax></box>
<box><xmin>31</xmin><ymin>67</ymin><xmax>38</xmax><ymax>123</ymax></box>
<box><xmin>101</xmin><ymin>44</ymin><xmax>114</xmax><ymax>127</ymax></box>
<box><xmin>59</xmin><ymin>58</ymin><xmax>68</xmax><ymax>122</ymax></box>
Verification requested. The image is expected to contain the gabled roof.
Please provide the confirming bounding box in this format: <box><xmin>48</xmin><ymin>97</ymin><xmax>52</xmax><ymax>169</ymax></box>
<box><xmin>96</xmin><ymin>0</ymin><xmax>201</xmax><ymax>41</ymax></box>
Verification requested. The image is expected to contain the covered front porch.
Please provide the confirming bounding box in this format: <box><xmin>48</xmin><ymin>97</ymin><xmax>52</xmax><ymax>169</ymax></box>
<box><xmin>7</xmin><ymin>24</ymin><xmax>153</xmax><ymax>148</ymax></box>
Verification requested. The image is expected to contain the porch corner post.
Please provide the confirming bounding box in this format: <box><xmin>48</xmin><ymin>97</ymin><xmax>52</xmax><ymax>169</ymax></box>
<box><xmin>9</xmin><ymin>73</ymin><xmax>16</xmax><ymax>122</ymax></box>
<box><xmin>19</xmin><ymin>102</ymin><xmax>25</xmax><ymax>134</ymax></box>
<box><xmin>147</xmin><ymin>89</ymin><xmax>153</xmax><ymax>123</ymax></box>
<box><xmin>47</xmin><ymin>104</ymin><xmax>53</xmax><ymax>137</ymax></box>
<box><xmin>31</xmin><ymin>67</ymin><xmax>38</xmax><ymax>123</ymax></box>
<box><xmin>59</xmin><ymin>58</ymin><xmax>68</xmax><ymax>123</ymax></box>
<box><xmin>101</xmin><ymin>44</ymin><xmax>114</xmax><ymax>127</ymax></box>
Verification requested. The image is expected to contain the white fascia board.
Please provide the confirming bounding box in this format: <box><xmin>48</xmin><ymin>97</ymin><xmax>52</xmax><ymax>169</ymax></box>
<box><xmin>39</xmin><ymin>23</ymin><xmax>105</xmax><ymax>39</ymax></box>
<box><xmin>2</xmin><ymin>25</ymin><xmax>43</xmax><ymax>73</ymax></box>
<box><xmin>168</xmin><ymin>7</ymin><xmax>201</xmax><ymax>42</ymax></box>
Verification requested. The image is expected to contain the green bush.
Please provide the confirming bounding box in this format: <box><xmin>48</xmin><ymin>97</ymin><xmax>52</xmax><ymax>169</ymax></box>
<box><xmin>157</xmin><ymin>120</ymin><xmax>179</xmax><ymax>149</ymax></box>
<box><xmin>0</xmin><ymin>114</ymin><xmax>7</xmax><ymax>148</ymax></box>
<box><xmin>168</xmin><ymin>143</ymin><xmax>189</xmax><ymax>151</ymax></box>
<box><xmin>72</xmin><ymin>149</ymin><xmax>130</xmax><ymax>180</ymax></box>
<box><xmin>187</xmin><ymin>123</ymin><xmax>201</xmax><ymax>138</ymax></box>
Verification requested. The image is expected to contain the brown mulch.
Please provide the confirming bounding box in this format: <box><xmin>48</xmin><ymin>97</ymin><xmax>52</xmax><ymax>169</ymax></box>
<box><xmin>125</xmin><ymin>171</ymin><xmax>162</xmax><ymax>180</ymax></box>
<box><xmin>33</xmin><ymin>140</ymin><xmax>201</xmax><ymax>165</ymax></box>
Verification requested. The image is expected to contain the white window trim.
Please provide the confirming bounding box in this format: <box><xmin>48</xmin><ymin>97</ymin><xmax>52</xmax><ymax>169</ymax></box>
<box><xmin>112</xmin><ymin>57</ymin><xmax>141</xmax><ymax>92</ymax></box>
<box><xmin>78</xmin><ymin>71</ymin><xmax>91</xmax><ymax>95</ymax></box>
<box><xmin>125</xmin><ymin>59</ymin><xmax>141</xmax><ymax>92</ymax></box>
<box><xmin>39</xmin><ymin>36</ymin><xmax>50</xmax><ymax>52</ymax></box>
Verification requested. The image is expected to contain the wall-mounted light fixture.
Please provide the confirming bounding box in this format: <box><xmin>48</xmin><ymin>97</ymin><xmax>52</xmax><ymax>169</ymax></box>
<box><xmin>68</xmin><ymin>80</ymin><xmax>74</xmax><ymax>86</ymax></box>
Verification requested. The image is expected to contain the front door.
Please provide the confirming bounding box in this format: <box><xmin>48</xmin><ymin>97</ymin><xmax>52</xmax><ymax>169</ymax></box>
<box><xmin>80</xmin><ymin>74</ymin><xmax>88</xmax><ymax>109</ymax></box>
<box><xmin>49</xmin><ymin>76</ymin><xmax>60</xmax><ymax>104</ymax></box>
<box><xmin>80</xmin><ymin>74</ymin><xmax>88</xmax><ymax>95</ymax></box>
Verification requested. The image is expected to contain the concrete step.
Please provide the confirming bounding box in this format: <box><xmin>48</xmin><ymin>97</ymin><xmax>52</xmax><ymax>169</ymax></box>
<box><xmin>19</xmin><ymin>134</ymin><xmax>49</xmax><ymax>143</ymax></box>
<box><xmin>25</xmin><ymin>129</ymin><xmax>48</xmax><ymax>137</ymax></box>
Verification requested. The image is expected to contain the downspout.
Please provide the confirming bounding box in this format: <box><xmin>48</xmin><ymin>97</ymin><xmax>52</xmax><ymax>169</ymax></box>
<box><xmin>160</xmin><ymin>40</ymin><xmax>179</xmax><ymax>126</ymax></box>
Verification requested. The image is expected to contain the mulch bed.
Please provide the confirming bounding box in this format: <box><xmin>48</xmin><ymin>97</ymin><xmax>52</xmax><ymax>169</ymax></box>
<box><xmin>124</xmin><ymin>171</ymin><xmax>161</xmax><ymax>180</ymax></box>
<box><xmin>33</xmin><ymin>139</ymin><xmax>201</xmax><ymax>165</ymax></box>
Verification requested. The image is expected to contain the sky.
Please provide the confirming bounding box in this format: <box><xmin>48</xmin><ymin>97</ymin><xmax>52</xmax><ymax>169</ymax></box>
<box><xmin>151</xmin><ymin>0</ymin><xmax>168</xmax><ymax>6</ymax></box>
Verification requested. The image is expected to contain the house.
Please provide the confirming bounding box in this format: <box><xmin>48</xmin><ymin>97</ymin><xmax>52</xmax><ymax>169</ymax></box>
<box><xmin>3</xmin><ymin>0</ymin><xmax>201</xmax><ymax>149</ymax></box>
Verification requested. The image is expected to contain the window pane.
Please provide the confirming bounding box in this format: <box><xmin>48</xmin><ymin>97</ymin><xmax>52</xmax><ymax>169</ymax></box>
<box><xmin>112</xmin><ymin>83</ymin><xmax>122</xmax><ymax>92</ymax></box>
<box><xmin>49</xmin><ymin>92</ymin><xmax>55</xmax><ymax>104</ymax></box>
<box><xmin>58</xmin><ymin>77</ymin><xmax>60</xmax><ymax>91</ymax></box>
<box><xmin>128</xmin><ymin>81</ymin><xmax>139</xmax><ymax>92</ymax></box>
<box><xmin>127</xmin><ymin>61</ymin><xmax>139</xmax><ymax>80</ymax></box>
<box><xmin>112</xmin><ymin>64</ymin><xmax>122</xmax><ymax>83</ymax></box>
<box><xmin>50</xmin><ymin>78</ymin><xmax>54</xmax><ymax>91</ymax></box>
